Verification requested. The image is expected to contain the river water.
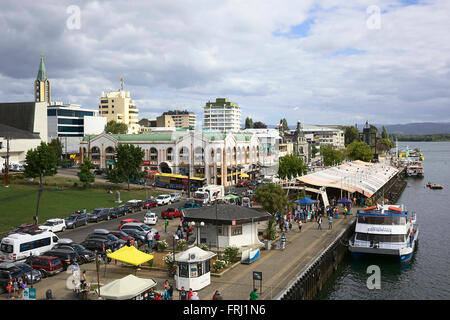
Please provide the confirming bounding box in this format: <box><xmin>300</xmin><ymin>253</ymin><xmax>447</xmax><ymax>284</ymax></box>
<box><xmin>317</xmin><ymin>141</ymin><xmax>450</xmax><ymax>300</ymax></box>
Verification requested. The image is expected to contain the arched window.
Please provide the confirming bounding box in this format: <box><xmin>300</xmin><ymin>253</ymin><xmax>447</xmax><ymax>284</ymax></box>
<box><xmin>105</xmin><ymin>147</ymin><xmax>115</xmax><ymax>161</ymax></box>
<box><xmin>216</xmin><ymin>148</ymin><xmax>222</xmax><ymax>164</ymax></box>
<box><xmin>91</xmin><ymin>147</ymin><xmax>100</xmax><ymax>160</ymax></box>
<box><xmin>150</xmin><ymin>148</ymin><xmax>158</xmax><ymax>161</ymax></box>
<box><xmin>194</xmin><ymin>147</ymin><xmax>204</xmax><ymax>162</ymax></box>
<box><xmin>245</xmin><ymin>147</ymin><xmax>250</xmax><ymax>164</ymax></box>
<box><xmin>210</xmin><ymin>149</ymin><xmax>215</xmax><ymax>162</ymax></box>
<box><xmin>256</xmin><ymin>146</ymin><xmax>260</xmax><ymax>159</ymax></box>
<box><xmin>233</xmin><ymin>147</ymin><xmax>237</xmax><ymax>162</ymax></box>
<box><xmin>179</xmin><ymin>147</ymin><xmax>189</xmax><ymax>163</ymax></box>
<box><xmin>167</xmin><ymin>148</ymin><xmax>173</xmax><ymax>161</ymax></box>
<box><xmin>227</xmin><ymin>147</ymin><xmax>231</xmax><ymax>164</ymax></box>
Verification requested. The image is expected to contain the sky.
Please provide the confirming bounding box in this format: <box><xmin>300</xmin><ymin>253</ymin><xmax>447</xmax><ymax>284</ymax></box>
<box><xmin>0</xmin><ymin>0</ymin><xmax>449</xmax><ymax>127</ymax></box>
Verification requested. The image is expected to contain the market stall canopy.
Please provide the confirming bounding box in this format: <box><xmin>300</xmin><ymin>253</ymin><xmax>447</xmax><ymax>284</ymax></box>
<box><xmin>100</xmin><ymin>274</ymin><xmax>156</xmax><ymax>300</ymax></box>
<box><xmin>297</xmin><ymin>160</ymin><xmax>399</xmax><ymax>197</ymax></box>
<box><xmin>337</xmin><ymin>197</ymin><xmax>352</xmax><ymax>204</ymax></box>
<box><xmin>106</xmin><ymin>245</ymin><xmax>153</xmax><ymax>266</ymax></box>
<box><xmin>295</xmin><ymin>197</ymin><xmax>317</xmax><ymax>205</ymax></box>
<box><xmin>221</xmin><ymin>194</ymin><xmax>240</xmax><ymax>200</ymax></box>
<box><xmin>240</xmin><ymin>173</ymin><xmax>249</xmax><ymax>178</ymax></box>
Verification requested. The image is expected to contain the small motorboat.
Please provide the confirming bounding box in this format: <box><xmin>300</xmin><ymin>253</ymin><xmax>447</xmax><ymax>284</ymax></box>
<box><xmin>426</xmin><ymin>183</ymin><xmax>444</xmax><ymax>190</ymax></box>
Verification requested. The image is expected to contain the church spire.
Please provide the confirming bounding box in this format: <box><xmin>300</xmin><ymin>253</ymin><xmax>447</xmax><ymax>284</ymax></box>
<box><xmin>37</xmin><ymin>54</ymin><xmax>47</xmax><ymax>82</ymax></box>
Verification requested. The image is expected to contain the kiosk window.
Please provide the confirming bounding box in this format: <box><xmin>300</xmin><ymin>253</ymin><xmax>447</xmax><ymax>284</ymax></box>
<box><xmin>231</xmin><ymin>226</ymin><xmax>242</xmax><ymax>236</ymax></box>
<box><xmin>190</xmin><ymin>264</ymin><xmax>198</xmax><ymax>278</ymax></box>
<box><xmin>179</xmin><ymin>263</ymin><xmax>188</xmax><ymax>277</ymax></box>
<box><xmin>197</xmin><ymin>263</ymin><xmax>203</xmax><ymax>277</ymax></box>
<box><xmin>205</xmin><ymin>259</ymin><xmax>210</xmax><ymax>273</ymax></box>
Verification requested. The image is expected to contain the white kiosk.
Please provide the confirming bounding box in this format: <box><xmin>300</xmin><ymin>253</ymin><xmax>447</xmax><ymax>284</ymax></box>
<box><xmin>174</xmin><ymin>246</ymin><xmax>216</xmax><ymax>291</ymax></box>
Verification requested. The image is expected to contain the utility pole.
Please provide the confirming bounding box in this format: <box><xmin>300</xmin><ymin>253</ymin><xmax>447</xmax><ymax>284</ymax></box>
<box><xmin>2</xmin><ymin>138</ymin><xmax>10</xmax><ymax>186</ymax></box>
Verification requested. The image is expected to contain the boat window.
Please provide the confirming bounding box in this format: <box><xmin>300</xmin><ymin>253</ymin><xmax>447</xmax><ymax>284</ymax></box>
<box><xmin>357</xmin><ymin>216</ymin><xmax>406</xmax><ymax>225</ymax></box>
<box><xmin>356</xmin><ymin>233</ymin><xmax>405</xmax><ymax>242</ymax></box>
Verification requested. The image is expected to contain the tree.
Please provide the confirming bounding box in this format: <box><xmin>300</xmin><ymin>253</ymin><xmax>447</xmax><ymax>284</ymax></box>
<box><xmin>280</xmin><ymin>118</ymin><xmax>289</xmax><ymax>132</ymax></box>
<box><xmin>49</xmin><ymin>138</ymin><xmax>63</xmax><ymax>165</ymax></box>
<box><xmin>254</xmin><ymin>184</ymin><xmax>289</xmax><ymax>240</ymax></box>
<box><xmin>106</xmin><ymin>144</ymin><xmax>145</xmax><ymax>190</ymax></box>
<box><xmin>376</xmin><ymin>138</ymin><xmax>395</xmax><ymax>153</ymax></box>
<box><xmin>344</xmin><ymin>126</ymin><xmax>360</xmax><ymax>146</ymax></box>
<box><xmin>253</xmin><ymin>121</ymin><xmax>267</xmax><ymax>129</ymax></box>
<box><xmin>78</xmin><ymin>159</ymin><xmax>95</xmax><ymax>187</ymax></box>
<box><xmin>105</xmin><ymin>120</ymin><xmax>128</xmax><ymax>134</ymax></box>
<box><xmin>381</xmin><ymin>126</ymin><xmax>389</xmax><ymax>139</ymax></box>
<box><xmin>245</xmin><ymin>117</ymin><xmax>253</xmax><ymax>129</ymax></box>
<box><xmin>311</xmin><ymin>143</ymin><xmax>319</xmax><ymax>158</ymax></box>
<box><xmin>24</xmin><ymin>142</ymin><xmax>58</xmax><ymax>225</ymax></box>
<box><xmin>278</xmin><ymin>153</ymin><xmax>307</xmax><ymax>180</ymax></box>
<box><xmin>320</xmin><ymin>145</ymin><xmax>344</xmax><ymax>166</ymax></box>
<box><xmin>345</xmin><ymin>141</ymin><xmax>373</xmax><ymax>162</ymax></box>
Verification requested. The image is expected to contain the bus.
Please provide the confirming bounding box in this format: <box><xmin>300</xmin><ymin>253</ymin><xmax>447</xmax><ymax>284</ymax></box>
<box><xmin>154</xmin><ymin>173</ymin><xmax>206</xmax><ymax>191</ymax></box>
<box><xmin>0</xmin><ymin>231</ymin><xmax>59</xmax><ymax>262</ymax></box>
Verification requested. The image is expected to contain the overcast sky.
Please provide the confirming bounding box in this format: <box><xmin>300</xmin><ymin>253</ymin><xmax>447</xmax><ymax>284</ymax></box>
<box><xmin>0</xmin><ymin>0</ymin><xmax>449</xmax><ymax>126</ymax></box>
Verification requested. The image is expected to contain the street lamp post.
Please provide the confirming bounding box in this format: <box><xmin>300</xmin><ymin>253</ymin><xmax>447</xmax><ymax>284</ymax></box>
<box><xmin>173</xmin><ymin>234</ymin><xmax>179</xmax><ymax>265</ymax></box>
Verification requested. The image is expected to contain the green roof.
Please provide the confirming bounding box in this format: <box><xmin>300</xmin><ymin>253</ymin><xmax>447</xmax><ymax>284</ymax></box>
<box><xmin>37</xmin><ymin>55</ymin><xmax>47</xmax><ymax>82</ymax></box>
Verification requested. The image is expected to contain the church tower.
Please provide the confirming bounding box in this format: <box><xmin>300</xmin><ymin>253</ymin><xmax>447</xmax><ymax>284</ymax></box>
<box><xmin>34</xmin><ymin>54</ymin><xmax>51</xmax><ymax>103</ymax></box>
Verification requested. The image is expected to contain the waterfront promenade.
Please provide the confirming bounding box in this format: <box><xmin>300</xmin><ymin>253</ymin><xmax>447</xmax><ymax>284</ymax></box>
<box><xmin>1</xmin><ymin>211</ymin><xmax>356</xmax><ymax>300</ymax></box>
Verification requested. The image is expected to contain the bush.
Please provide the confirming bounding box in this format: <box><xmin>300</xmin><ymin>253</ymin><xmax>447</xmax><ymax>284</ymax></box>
<box><xmin>157</xmin><ymin>240</ymin><xmax>168</xmax><ymax>252</ymax></box>
<box><xmin>223</xmin><ymin>246</ymin><xmax>239</xmax><ymax>263</ymax></box>
<box><xmin>198</xmin><ymin>243</ymin><xmax>209</xmax><ymax>251</ymax></box>
<box><xmin>176</xmin><ymin>239</ymin><xmax>187</xmax><ymax>251</ymax></box>
<box><xmin>212</xmin><ymin>259</ymin><xmax>227</xmax><ymax>272</ymax></box>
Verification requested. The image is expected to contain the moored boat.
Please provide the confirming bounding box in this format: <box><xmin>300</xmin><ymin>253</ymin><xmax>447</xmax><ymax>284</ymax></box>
<box><xmin>349</xmin><ymin>204</ymin><xmax>419</xmax><ymax>263</ymax></box>
<box><xmin>426</xmin><ymin>183</ymin><xmax>444</xmax><ymax>190</ymax></box>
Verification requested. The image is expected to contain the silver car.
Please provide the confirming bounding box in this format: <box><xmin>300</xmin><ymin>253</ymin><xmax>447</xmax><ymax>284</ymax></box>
<box><xmin>170</xmin><ymin>193</ymin><xmax>181</xmax><ymax>203</ymax></box>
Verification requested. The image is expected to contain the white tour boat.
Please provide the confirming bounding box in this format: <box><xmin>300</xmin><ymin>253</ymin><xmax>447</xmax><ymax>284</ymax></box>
<box><xmin>349</xmin><ymin>204</ymin><xmax>419</xmax><ymax>263</ymax></box>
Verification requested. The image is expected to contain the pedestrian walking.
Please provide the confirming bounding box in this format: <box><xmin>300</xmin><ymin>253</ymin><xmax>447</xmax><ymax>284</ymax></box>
<box><xmin>188</xmin><ymin>288</ymin><xmax>194</xmax><ymax>300</ymax></box>
<box><xmin>212</xmin><ymin>290</ymin><xmax>219</xmax><ymax>300</ymax></box>
<box><xmin>298</xmin><ymin>219</ymin><xmax>302</xmax><ymax>232</ymax></box>
<box><xmin>214</xmin><ymin>290</ymin><xmax>223</xmax><ymax>300</ymax></box>
<box><xmin>179</xmin><ymin>286</ymin><xmax>187</xmax><ymax>300</ymax></box>
<box><xmin>328</xmin><ymin>216</ymin><xmax>333</xmax><ymax>229</ymax></box>
<box><xmin>289</xmin><ymin>221</ymin><xmax>292</xmax><ymax>231</ymax></box>
<box><xmin>165</xmin><ymin>219</ymin><xmax>169</xmax><ymax>233</ymax></box>
<box><xmin>190</xmin><ymin>292</ymin><xmax>200</xmax><ymax>300</ymax></box>
<box><xmin>147</xmin><ymin>230</ymin><xmax>154</xmax><ymax>249</ymax></box>
<box><xmin>318</xmin><ymin>216</ymin><xmax>322</xmax><ymax>230</ymax></box>
<box><xmin>250</xmin><ymin>288</ymin><xmax>259</xmax><ymax>300</ymax></box>
<box><xmin>6</xmin><ymin>280</ymin><xmax>13</xmax><ymax>299</ymax></box>
<box><xmin>18</xmin><ymin>276</ymin><xmax>25</xmax><ymax>299</ymax></box>
<box><xmin>168</xmin><ymin>284</ymin><xmax>173</xmax><ymax>300</ymax></box>
<box><xmin>281</xmin><ymin>233</ymin><xmax>286</xmax><ymax>250</ymax></box>
<box><xmin>148</xmin><ymin>288</ymin><xmax>155</xmax><ymax>300</ymax></box>
<box><xmin>13</xmin><ymin>277</ymin><xmax>18</xmax><ymax>298</ymax></box>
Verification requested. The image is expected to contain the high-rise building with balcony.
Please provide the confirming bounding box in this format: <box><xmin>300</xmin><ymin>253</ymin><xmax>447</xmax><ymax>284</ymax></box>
<box><xmin>98</xmin><ymin>79</ymin><xmax>140</xmax><ymax>134</ymax></box>
<box><xmin>203</xmin><ymin>98</ymin><xmax>241</xmax><ymax>132</ymax></box>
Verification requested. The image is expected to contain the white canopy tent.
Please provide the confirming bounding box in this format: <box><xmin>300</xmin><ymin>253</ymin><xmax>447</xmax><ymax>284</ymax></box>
<box><xmin>99</xmin><ymin>274</ymin><xmax>157</xmax><ymax>300</ymax></box>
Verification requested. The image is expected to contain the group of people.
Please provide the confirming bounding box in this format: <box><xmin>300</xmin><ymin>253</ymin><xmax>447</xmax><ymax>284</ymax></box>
<box><xmin>5</xmin><ymin>276</ymin><xmax>27</xmax><ymax>299</ymax></box>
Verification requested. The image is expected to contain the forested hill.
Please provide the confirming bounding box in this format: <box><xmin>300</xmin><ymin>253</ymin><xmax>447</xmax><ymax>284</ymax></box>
<box><xmin>377</xmin><ymin>122</ymin><xmax>450</xmax><ymax>135</ymax></box>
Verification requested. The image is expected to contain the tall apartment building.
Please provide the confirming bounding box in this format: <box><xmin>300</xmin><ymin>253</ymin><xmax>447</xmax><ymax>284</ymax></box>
<box><xmin>203</xmin><ymin>98</ymin><xmax>241</xmax><ymax>132</ymax></box>
<box><xmin>162</xmin><ymin>110</ymin><xmax>196</xmax><ymax>128</ymax></box>
<box><xmin>98</xmin><ymin>82</ymin><xmax>140</xmax><ymax>134</ymax></box>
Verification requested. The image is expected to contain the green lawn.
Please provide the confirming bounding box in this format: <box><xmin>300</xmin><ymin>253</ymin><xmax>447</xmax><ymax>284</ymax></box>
<box><xmin>0</xmin><ymin>183</ymin><xmax>162</xmax><ymax>237</ymax></box>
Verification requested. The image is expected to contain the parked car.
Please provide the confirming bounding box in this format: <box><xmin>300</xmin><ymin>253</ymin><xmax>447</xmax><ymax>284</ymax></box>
<box><xmin>120</xmin><ymin>222</ymin><xmax>157</xmax><ymax>235</ymax></box>
<box><xmin>119</xmin><ymin>229</ymin><xmax>146</xmax><ymax>247</ymax></box>
<box><xmin>178</xmin><ymin>201</ymin><xmax>201</xmax><ymax>211</ymax></box>
<box><xmin>85</xmin><ymin>229</ymin><xmax>125</xmax><ymax>249</ymax></box>
<box><xmin>41</xmin><ymin>249</ymin><xmax>78</xmax><ymax>270</ymax></box>
<box><xmin>87</xmin><ymin>208</ymin><xmax>111</xmax><ymax>223</ymax></box>
<box><xmin>53</xmin><ymin>239</ymin><xmax>95</xmax><ymax>264</ymax></box>
<box><xmin>143</xmin><ymin>199</ymin><xmax>158</xmax><ymax>209</ymax></box>
<box><xmin>161</xmin><ymin>207</ymin><xmax>182</xmax><ymax>220</ymax></box>
<box><xmin>144</xmin><ymin>212</ymin><xmax>158</xmax><ymax>225</ymax></box>
<box><xmin>0</xmin><ymin>263</ymin><xmax>26</xmax><ymax>293</ymax></box>
<box><xmin>94</xmin><ymin>168</ymin><xmax>106</xmax><ymax>175</ymax></box>
<box><xmin>24</xmin><ymin>255</ymin><xmax>63</xmax><ymax>278</ymax></box>
<box><xmin>39</xmin><ymin>219</ymin><xmax>66</xmax><ymax>233</ymax></box>
<box><xmin>12</xmin><ymin>262</ymin><xmax>42</xmax><ymax>284</ymax></box>
<box><xmin>7</xmin><ymin>224</ymin><xmax>41</xmax><ymax>236</ymax></box>
<box><xmin>156</xmin><ymin>194</ymin><xmax>171</xmax><ymax>206</ymax></box>
<box><xmin>108</xmin><ymin>231</ymin><xmax>135</xmax><ymax>245</ymax></box>
<box><xmin>110</xmin><ymin>205</ymin><xmax>128</xmax><ymax>219</ymax></box>
<box><xmin>80</xmin><ymin>238</ymin><xmax>115</xmax><ymax>254</ymax></box>
<box><xmin>118</xmin><ymin>218</ymin><xmax>141</xmax><ymax>230</ymax></box>
<box><xmin>170</xmin><ymin>193</ymin><xmax>181</xmax><ymax>203</ymax></box>
<box><xmin>65</xmin><ymin>214</ymin><xmax>87</xmax><ymax>229</ymax></box>
<box><xmin>237</xmin><ymin>180</ymin><xmax>249</xmax><ymax>187</ymax></box>
<box><xmin>125</xmin><ymin>200</ymin><xmax>143</xmax><ymax>213</ymax></box>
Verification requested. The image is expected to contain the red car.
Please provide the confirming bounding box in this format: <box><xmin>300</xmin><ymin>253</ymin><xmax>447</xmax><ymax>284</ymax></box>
<box><xmin>161</xmin><ymin>208</ymin><xmax>182</xmax><ymax>220</ymax></box>
<box><xmin>143</xmin><ymin>199</ymin><xmax>158</xmax><ymax>209</ymax></box>
<box><xmin>237</xmin><ymin>180</ymin><xmax>249</xmax><ymax>187</ymax></box>
<box><xmin>118</xmin><ymin>218</ymin><xmax>141</xmax><ymax>230</ymax></box>
<box><xmin>7</xmin><ymin>224</ymin><xmax>41</xmax><ymax>236</ymax></box>
<box><xmin>24</xmin><ymin>255</ymin><xmax>63</xmax><ymax>277</ymax></box>
<box><xmin>109</xmin><ymin>230</ymin><xmax>135</xmax><ymax>245</ymax></box>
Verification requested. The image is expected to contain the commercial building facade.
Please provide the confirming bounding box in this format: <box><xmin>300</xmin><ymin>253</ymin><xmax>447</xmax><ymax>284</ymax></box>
<box><xmin>162</xmin><ymin>110</ymin><xmax>196</xmax><ymax>128</ymax></box>
<box><xmin>79</xmin><ymin>130</ymin><xmax>260</xmax><ymax>187</ymax></box>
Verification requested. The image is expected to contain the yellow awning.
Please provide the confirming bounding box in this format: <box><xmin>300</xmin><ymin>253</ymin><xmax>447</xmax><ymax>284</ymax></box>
<box><xmin>107</xmin><ymin>245</ymin><xmax>154</xmax><ymax>266</ymax></box>
<box><xmin>240</xmin><ymin>173</ymin><xmax>249</xmax><ymax>178</ymax></box>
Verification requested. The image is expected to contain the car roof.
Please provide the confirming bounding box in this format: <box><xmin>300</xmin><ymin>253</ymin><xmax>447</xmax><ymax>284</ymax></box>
<box><xmin>121</xmin><ymin>222</ymin><xmax>145</xmax><ymax>227</ymax></box>
<box><xmin>34</xmin><ymin>255</ymin><xmax>60</xmax><ymax>261</ymax></box>
<box><xmin>57</xmin><ymin>238</ymin><xmax>73</xmax><ymax>245</ymax></box>
<box><xmin>93</xmin><ymin>229</ymin><xmax>109</xmax><ymax>234</ymax></box>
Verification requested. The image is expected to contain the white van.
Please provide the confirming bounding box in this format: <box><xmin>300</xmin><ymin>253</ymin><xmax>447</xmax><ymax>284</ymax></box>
<box><xmin>0</xmin><ymin>231</ymin><xmax>59</xmax><ymax>262</ymax></box>
<box><xmin>194</xmin><ymin>185</ymin><xmax>225</xmax><ymax>204</ymax></box>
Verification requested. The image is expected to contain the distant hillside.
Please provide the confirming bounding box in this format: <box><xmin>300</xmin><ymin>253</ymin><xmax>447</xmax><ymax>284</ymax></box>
<box><xmin>376</xmin><ymin>122</ymin><xmax>450</xmax><ymax>135</ymax></box>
